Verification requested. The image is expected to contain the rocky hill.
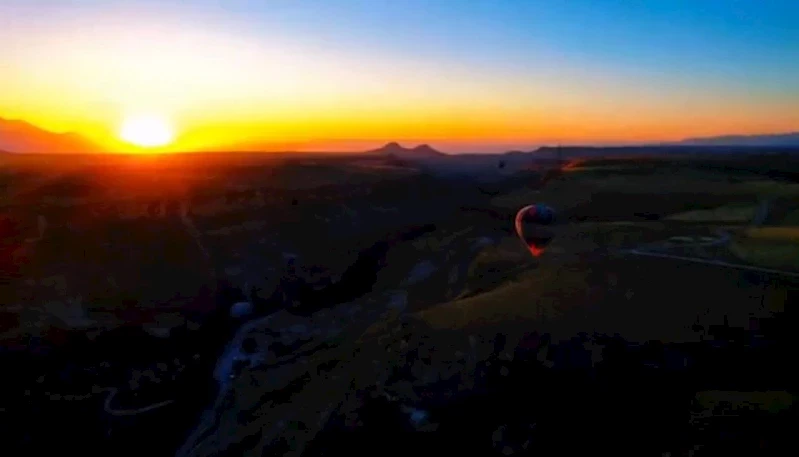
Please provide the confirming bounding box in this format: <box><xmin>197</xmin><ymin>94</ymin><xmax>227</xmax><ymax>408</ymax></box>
<box><xmin>368</xmin><ymin>142</ymin><xmax>446</xmax><ymax>158</ymax></box>
<box><xmin>0</xmin><ymin>118</ymin><xmax>103</xmax><ymax>154</ymax></box>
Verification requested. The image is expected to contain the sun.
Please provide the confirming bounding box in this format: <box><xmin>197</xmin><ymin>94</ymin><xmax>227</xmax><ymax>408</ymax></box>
<box><xmin>119</xmin><ymin>115</ymin><xmax>175</xmax><ymax>148</ymax></box>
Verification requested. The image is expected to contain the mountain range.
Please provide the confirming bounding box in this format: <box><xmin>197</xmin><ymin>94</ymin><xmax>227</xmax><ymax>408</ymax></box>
<box><xmin>0</xmin><ymin>118</ymin><xmax>103</xmax><ymax>154</ymax></box>
<box><xmin>368</xmin><ymin>142</ymin><xmax>446</xmax><ymax>157</ymax></box>
<box><xmin>676</xmin><ymin>132</ymin><xmax>799</xmax><ymax>147</ymax></box>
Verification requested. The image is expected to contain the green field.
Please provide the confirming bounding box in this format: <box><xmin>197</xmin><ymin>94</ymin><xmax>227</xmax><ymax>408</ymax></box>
<box><xmin>666</xmin><ymin>203</ymin><xmax>757</xmax><ymax>223</ymax></box>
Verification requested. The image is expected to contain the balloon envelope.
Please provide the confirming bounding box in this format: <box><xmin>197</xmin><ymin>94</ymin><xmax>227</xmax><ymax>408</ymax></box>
<box><xmin>514</xmin><ymin>204</ymin><xmax>555</xmax><ymax>257</ymax></box>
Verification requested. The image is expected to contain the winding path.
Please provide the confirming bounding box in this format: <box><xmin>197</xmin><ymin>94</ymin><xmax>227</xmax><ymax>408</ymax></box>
<box><xmin>28</xmin><ymin>386</ymin><xmax>175</xmax><ymax>417</ymax></box>
<box><xmin>100</xmin><ymin>386</ymin><xmax>175</xmax><ymax>417</ymax></box>
<box><xmin>622</xmin><ymin>198</ymin><xmax>799</xmax><ymax>278</ymax></box>
<box><xmin>622</xmin><ymin>248</ymin><xmax>799</xmax><ymax>278</ymax></box>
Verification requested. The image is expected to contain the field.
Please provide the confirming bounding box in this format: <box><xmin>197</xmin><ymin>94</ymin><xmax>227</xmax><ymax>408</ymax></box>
<box><xmin>2</xmin><ymin>149</ymin><xmax>799</xmax><ymax>456</ymax></box>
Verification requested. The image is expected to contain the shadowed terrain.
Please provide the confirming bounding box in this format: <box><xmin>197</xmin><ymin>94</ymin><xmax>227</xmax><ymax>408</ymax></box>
<box><xmin>2</xmin><ymin>148</ymin><xmax>798</xmax><ymax>456</ymax></box>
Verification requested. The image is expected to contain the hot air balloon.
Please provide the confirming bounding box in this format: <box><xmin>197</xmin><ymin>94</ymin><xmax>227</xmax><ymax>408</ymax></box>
<box><xmin>514</xmin><ymin>204</ymin><xmax>555</xmax><ymax>257</ymax></box>
<box><xmin>229</xmin><ymin>301</ymin><xmax>254</xmax><ymax>319</ymax></box>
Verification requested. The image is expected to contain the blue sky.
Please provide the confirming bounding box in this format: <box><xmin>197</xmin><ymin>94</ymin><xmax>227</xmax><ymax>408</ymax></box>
<box><xmin>5</xmin><ymin>0</ymin><xmax>798</xmax><ymax>89</ymax></box>
<box><xmin>204</xmin><ymin>0</ymin><xmax>799</xmax><ymax>80</ymax></box>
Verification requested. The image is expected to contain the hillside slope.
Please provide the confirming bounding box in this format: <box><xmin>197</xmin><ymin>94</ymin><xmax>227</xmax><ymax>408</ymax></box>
<box><xmin>0</xmin><ymin>118</ymin><xmax>103</xmax><ymax>153</ymax></box>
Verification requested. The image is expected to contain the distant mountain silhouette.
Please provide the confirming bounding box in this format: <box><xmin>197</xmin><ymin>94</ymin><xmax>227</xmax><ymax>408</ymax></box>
<box><xmin>368</xmin><ymin>142</ymin><xmax>445</xmax><ymax>157</ymax></box>
<box><xmin>0</xmin><ymin>118</ymin><xmax>103</xmax><ymax>153</ymax></box>
<box><xmin>531</xmin><ymin>144</ymin><xmax>799</xmax><ymax>160</ymax></box>
<box><xmin>677</xmin><ymin>132</ymin><xmax>799</xmax><ymax>147</ymax></box>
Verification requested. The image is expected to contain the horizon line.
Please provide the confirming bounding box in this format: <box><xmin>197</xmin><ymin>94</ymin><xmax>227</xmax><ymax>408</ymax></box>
<box><xmin>3</xmin><ymin>115</ymin><xmax>798</xmax><ymax>155</ymax></box>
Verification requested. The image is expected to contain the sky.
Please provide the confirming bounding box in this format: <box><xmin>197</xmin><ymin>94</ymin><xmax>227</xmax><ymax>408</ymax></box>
<box><xmin>1</xmin><ymin>0</ymin><xmax>798</xmax><ymax>153</ymax></box>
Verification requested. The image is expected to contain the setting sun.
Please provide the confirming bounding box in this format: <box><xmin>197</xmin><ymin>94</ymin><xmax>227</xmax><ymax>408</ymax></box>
<box><xmin>119</xmin><ymin>115</ymin><xmax>175</xmax><ymax>148</ymax></box>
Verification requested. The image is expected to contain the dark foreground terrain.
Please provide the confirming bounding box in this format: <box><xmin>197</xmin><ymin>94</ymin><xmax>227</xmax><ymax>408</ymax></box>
<box><xmin>2</xmin><ymin>148</ymin><xmax>799</xmax><ymax>456</ymax></box>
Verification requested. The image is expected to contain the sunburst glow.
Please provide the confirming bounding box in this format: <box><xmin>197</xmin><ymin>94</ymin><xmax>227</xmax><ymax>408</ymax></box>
<box><xmin>119</xmin><ymin>115</ymin><xmax>175</xmax><ymax>148</ymax></box>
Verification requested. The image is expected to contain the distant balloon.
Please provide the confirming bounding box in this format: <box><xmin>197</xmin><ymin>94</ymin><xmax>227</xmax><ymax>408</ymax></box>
<box><xmin>514</xmin><ymin>204</ymin><xmax>555</xmax><ymax>257</ymax></box>
<box><xmin>230</xmin><ymin>301</ymin><xmax>254</xmax><ymax>319</ymax></box>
